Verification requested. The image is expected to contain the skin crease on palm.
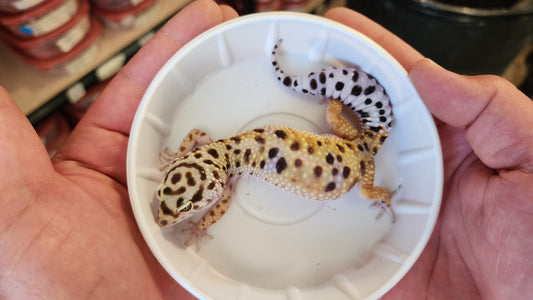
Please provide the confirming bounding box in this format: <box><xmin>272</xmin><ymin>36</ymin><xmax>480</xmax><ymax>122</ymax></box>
<box><xmin>0</xmin><ymin>1</ymin><xmax>531</xmax><ymax>299</ymax></box>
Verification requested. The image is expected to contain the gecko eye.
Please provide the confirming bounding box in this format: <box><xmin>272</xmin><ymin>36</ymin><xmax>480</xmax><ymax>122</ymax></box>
<box><xmin>178</xmin><ymin>202</ymin><xmax>193</xmax><ymax>213</ymax></box>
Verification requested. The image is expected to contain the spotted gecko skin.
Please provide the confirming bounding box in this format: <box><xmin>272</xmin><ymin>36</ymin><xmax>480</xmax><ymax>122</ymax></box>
<box><xmin>156</xmin><ymin>101</ymin><xmax>393</xmax><ymax>247</ymax></box>
<box><xmin>271</xmin><ymin>39</ymin><xmax>393</xmax><ymax>133</ymax></box>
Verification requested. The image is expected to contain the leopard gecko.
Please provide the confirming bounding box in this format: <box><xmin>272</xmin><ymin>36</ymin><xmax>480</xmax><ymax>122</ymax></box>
<box><xmin>155</xmin><ymin>41</ymin><xmax>395</xmax><ymax>247</ymax></box>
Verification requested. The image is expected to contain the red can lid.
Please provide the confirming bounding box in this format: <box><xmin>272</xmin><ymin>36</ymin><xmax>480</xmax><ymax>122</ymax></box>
<box><xmin>0</xmin><ymin>0</ymin><xmax>89</xmax><ymax>49</ymax></box>
<box><xmin>92</xmin><ymin>0</ymin><xmax>156</xmax><ymax>22</ymax></box>
<box><xmin>14</xmin><ymin>16</ymin><xmax>101</xmax><ymax>71</ymax></box>
<box><xmin>0</xmin><ymin>0</ymin><xmax>74</xmax><ymax>27</ymax></box>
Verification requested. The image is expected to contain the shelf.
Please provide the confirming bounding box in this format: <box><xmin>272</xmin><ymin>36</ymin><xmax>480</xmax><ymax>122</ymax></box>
<box><xmin>0</xmin><ymin>0</ymin><xmax>190</xmax><ymax>123</ymax></box>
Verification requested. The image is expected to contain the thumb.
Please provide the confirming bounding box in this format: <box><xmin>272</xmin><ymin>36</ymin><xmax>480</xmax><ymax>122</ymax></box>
<box><xmin>409</xmin><ymin>58</ymin><xmax>533</xmax><ymax>171</ymax></box>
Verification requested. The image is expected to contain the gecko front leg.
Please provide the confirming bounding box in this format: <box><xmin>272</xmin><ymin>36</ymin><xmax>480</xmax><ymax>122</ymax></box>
<box><xmin>159</xmin><ymin>129</ymin><xmax>213</xmax><ymax>172</ymax></box>
<box><xmin>183</xmin><ymin>177</ymin><xmax>236</xmax><ymax>251</ymax></box>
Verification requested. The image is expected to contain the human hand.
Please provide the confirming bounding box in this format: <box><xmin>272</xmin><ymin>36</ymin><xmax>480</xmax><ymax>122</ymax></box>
<box><xmin>326</xmin><ymin>7</ymin><xmax>533</xmax><ymax>299</ymax></box>
<box><xmin>0</xmin><ymin>1</ymin><xmax>237</xmax><ymax>298</ymax></box>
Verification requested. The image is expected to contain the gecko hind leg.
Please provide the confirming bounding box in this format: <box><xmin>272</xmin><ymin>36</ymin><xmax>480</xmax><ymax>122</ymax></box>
<box><xmin>326</xmin><ymin>99</ymin><xmax>360</xmax><ymax>140</ymax></box>
<box><xmin>159</xmin><ymin>129</ymin><xmax>214</xmax><ymax>172</ymax></box>
<box><xmin>358</xmin><ymin>158</ymin><xmax>397</xmax><ymax>222</ymax></box>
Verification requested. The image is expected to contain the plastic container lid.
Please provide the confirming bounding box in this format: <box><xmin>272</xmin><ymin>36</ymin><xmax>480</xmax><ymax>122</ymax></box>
<box><xmin>0</xmin><ymin>0</ymin><xmax>89</xmax><ymax>58</ymax></box>
<box><xmin>0</xmin><ymin>0</ymin><xmax>79</xmax><ymax>38</ymax></box>
<box><xmin>89</xmin><ymin>0</ymin><xmax>146</xmax><ymax>12</ymax></box>
<box><xmin>127</xmin><ymin>12</ymin><xmax>443</xmax><ymax>300</ymax></box>
<box><xmin>92</xmin><ymin>0</ymin><xmax>155</xmax><ymax>23</ymax></box>
<box><xmin>0</xmin><ymin>0</ymin><xmax>47</xmax><ymax>14</ymax></box>
<box><xmin>13</xmin><ymin>16</ymin><xmax>100</xmax><ymax>71</ymax></box>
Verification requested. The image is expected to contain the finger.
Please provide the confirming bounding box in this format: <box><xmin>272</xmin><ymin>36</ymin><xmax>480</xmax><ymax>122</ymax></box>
<box><xmin>53</xmin><ymin>0</ymin><xmax>238</xmax><ymax>185</ymax></box>
<box><xmin>324</xmin><ymin>7</ymin><xmax>423</xmax><ymax>71</ymax></box>
<box><xmin>83</xmin><ymin>0</ymin><xmax>238</xmax><ymax>135</ymax></box>
<box><xmin>409</xmin><ymin>58</ymin><xmax>533</xmax><ymax>171</ymax></box>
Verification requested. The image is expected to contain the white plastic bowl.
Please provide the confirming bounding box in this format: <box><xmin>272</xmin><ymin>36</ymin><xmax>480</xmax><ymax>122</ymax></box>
<box><xmin>127</xmin><ymin>12</ymin><xmax>443</xmax><ymax>300</ymax></box>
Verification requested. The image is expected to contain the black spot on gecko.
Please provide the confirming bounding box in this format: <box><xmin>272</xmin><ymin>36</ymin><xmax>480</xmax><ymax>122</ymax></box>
<box><xmin>380</xmin><ymin>135</ymin><xmax>388</xmax><ymax>144</ymax></box>
<box><xmin>364</xmin><ymin>131</ymin><xmax>375</xmax><ymax>138</ymax></box>
<box><xmin>370</xmin><ymin>126</ymin><xmax>382</xmax><ymax>133</ymax></box>
<box><xmin>319</xmin><ymin>72</ymin><xmax>326</xmax><ymax>84</ymax></box>
<box><xmin>283</xmin><ymin>76</ymin><xmax>292</xmax><ymax>86</ymax></box>
<box><xmin>212</xmin><ymin>170</ymin><xmax>220</xmax><ymax>179</ymax></box>
<box><xmin>332</xmin><ymin>168</ymin><xmax>339</xmax><ymax>176</ymax></box>
<box><xmin>230</xmin><ymin>137</ymin><xmax>241</xmax><ymax>144</ymax></box>
<box><xmin>268</xmin><ymin>147</ymin><xmax>279</xmax><ymax>159</ymax></box>
<box><xmin>254</xmin><ymin>128</ymin><xmax>265</xmax><ymax>133</ymax></box>
<box><xmin>357</xmin><ymin>144</ymin><xmax>364</xmax><ymax>152</ymax></box>
<box><xmin>163</xmin><ymin>186</ymin><xmax>186</xmax><ymax>196</ymax></box>
<box><xmin>320</xmin><ymin>88</ymin><xmax>326</xmax><ymax>96</ymax></box>
<box><xmin>160</xmin><ymin>201</ymin><xmax>176</xmax><ymax>217</ymax></box>
<box><xmin>194</xmin><ymin>153</ymin><xmax>202</xmax><ymax>159</ymax></box>
<box><xmin>342</xmin><ymin>69</ymin><xmax>348</xmax><ymax>75</ymax></box>
<box><xmin>364</xmin><ymin>86</ymin><xmax>376</xmax><ymax>95</ymax></box>
<box><xmin>335</xmin><ymin>82</ymin><xmax>344</xmax><ymax>91</ymax></box>
<box><xmin>342</xmin><ymin>166</ymin><xmax>351</xmax><ymax>179</ymax></box>
<box><xmin>207</xmin><ymin>149</ymin><xmax>219</xmax><ymax>159</ymax></box>
<box><xmin>186</xmin><ymin>172</ymin><xmax>196</xmax><ymax>186</ymax></box>
<box><xmin>276</xmin><ymin>157</ymin><xmax>287</xmax><ymax>174</ymax></box>
<box><xmin>317</xmin><ymin>141</ymin><xmax>322</xmax><ymax>147</ymax></box>
<box><xmin>324</xmin><ymin>182</ymin><xmax>336</xmax><ymax>192</ymax></box>
<box><xmin>290</xmin><ymin>141</ymin><xmax>300</xmax><ymax>151</ymax></box>
<box><xmin>336</xmin><ymin>144</ymin><xmax>345</xmax><ymax>153</ymax></box>
<box><xmin>225</xmin><ymin>144</ymin><xmax>232</xmax><ymax>150</ymax></box>
<box><xmin>310</xmin><ymin>78</ymin><xmax>317</xmax><ymax>90</ymax></box>
<box><xmin>260</xmin><ymin>160</ymin><xmax>266</xmax><ymax>169</ymax></box>
<box><xmin>244</xmin><ymin>149</ymin><xmax>251</xmax><ymax>164</ymax></box>
<box><xmin>295</xmin><ymin>159</ymin><xmax>302</xmax><ymax>167</ymax></box>
<box><xmin>207</xmin><ymin>181</ymin><xmax>216</xmax><ymax>190</ymax></box>
<box><xmin>176</xmin><ymin>162</ymin><xmax>206</xmax><ymax>180</ymax></box>
<box><xmin>307</xmin><ymin>147</ymin><xmax>314</xmax><ymax>154</ymax></box>
<box><xmin>375</xmin><ymin>101</ymin><xmax>383</xmax><ymax>108</ymax></box>
<box><xmin>233</xmin><ymin>149</ymin><xmax>241</xmax><ymax>155</ymax></box>
<box><xmin>380</xmin><ymin>116</ymin><xmax>388</xmax><ymax>122</ymax></box>
<box><xmin>203</xmin><ymin>159</ymin><xmax>214</xmax><ymax>165</ymax></box>
<box><xmin>351</xmin><ymin>86</ymin><xmax>362</xmax><ymax>96</ymax></box>
<box><xmin>313</xmin><ymin>166</ymin><xmax>323</xmax><ymax>177</ymax></box>
<box><xmin>364</xmin><ymin>98</ymin><xmax>372</xmax><ymax>105</ymax></box>
<box><xmin>360</xmin><ymin>161</ymin><xmax>366</xmax><ymax>175</ymax></box>
<box><xmin>357</xmin><ymin>110</ymin><xmax>370</xmax><ymax>118</ymax></box>
<box><xmin>255</xmin><ymin>136</ymin><xmax>265</xmax><ymax>144</ymax></box>
<box><xmin>336</xmin><ymin>155</ymin><xmax>343</xmax><ymax>163</ymax></box>
<box><xmin>171</xmin><ymin>173</ymin><xmax>181</xmax><ymax>184</ymax></box>
<box><xmin>325</xmin><ymin>153</ymin><xmax>334</xmax><ymax>165</ymax></box>
<box><xmin>352</xmin><ymin>71</ymin><xmax>359</xmax><ymax>82</ymax></box>
<box><xmin>191</xmin><ymin>186</ymin><xmax>204</xmax><ymax>203</ymax></box>
<box><xmin>274</xmin><ymin>130</ymin><xmax>287</xmax><ymax>139</ymax></box>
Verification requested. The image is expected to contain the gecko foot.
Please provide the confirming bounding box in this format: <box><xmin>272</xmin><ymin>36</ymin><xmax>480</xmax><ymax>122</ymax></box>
<box><xmin>371</xmin><ymin>185</ymin><xmax>401</xmax><ymax>223</ymax></box>
<box><xmin>182</xmin><ymin>221</ymin><xmax>213</xmax><ymax>252</ymax></box>
<box><xmin>371</xmin><ymin>201</ymin><xmax>396</xmax><ymax>223</ymax></box>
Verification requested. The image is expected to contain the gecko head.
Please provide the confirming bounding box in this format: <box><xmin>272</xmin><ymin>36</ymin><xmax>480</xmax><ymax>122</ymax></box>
<box><xmin>156</xmin><ymin>156</ymin><xmax>226</xmax><ymax>227</ymax></box>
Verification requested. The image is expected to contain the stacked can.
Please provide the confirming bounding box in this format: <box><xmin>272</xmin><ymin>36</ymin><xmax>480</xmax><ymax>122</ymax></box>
<box><xmin>91</xmin><ymin>0</ymin><xmax>160</xmax><ymax>30</ymax></box>
<box><xmin>0</xmin><ymin>0</ymin><xmax>101</xmax><ymax>74</ymax></box>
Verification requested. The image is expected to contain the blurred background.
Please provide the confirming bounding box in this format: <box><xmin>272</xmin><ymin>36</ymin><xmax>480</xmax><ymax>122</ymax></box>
<box><xmin>0</xmin><ymin>0</ymin><xmax>531</xmax><ymax>156</ymax></box>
